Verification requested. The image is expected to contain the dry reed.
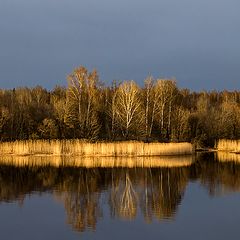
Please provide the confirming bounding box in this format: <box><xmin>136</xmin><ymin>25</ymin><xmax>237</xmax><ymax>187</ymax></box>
<box><xmin>216</xmin><ymin>139</ymin><xmax>240</xmax><ymax>153</ymax></box>
<box><xmin>0</xmin><ymin>140</ymin><xmax>193</xmax><ymax>156</ymax></box>
<box><xmin>0</xmin><ymin>155</ymin><xmax>194</xmax><ymax>168</ymax></box>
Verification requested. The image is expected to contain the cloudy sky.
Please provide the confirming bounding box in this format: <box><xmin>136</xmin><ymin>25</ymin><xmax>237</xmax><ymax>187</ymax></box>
<box><xmin>0</xmin><ymin>0</ymin><xmax>239</xmax><ymax>90</ymax></box>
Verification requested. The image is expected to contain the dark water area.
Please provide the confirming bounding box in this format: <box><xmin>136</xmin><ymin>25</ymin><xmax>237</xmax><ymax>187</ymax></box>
<box><xmin>1</xmin><ymin>153</ymin><xmax>240</xmax><ymax>239</ymax></box>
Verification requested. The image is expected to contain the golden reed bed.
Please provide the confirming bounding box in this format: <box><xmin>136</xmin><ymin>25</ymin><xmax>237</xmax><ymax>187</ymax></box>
<box><xmin>0</xmin><ymin>140</ymin><xmax>193</xmax><ymax>156</ymax></box>
<box><xmin>216</xmin><ymin>139</ymin><xmax>240</xmax><ymax>153</ymax></box>
<box><xmin>0</xmin><ymin>155</ymin><xmax>194</xmax><ymax>168</ymax></box>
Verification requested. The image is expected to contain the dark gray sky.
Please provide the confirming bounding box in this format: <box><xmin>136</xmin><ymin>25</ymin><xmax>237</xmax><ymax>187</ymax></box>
<box><xmin>0</xmin><ymin>0</ymin><xmax>239</xmax><ymax>90</ymax></box>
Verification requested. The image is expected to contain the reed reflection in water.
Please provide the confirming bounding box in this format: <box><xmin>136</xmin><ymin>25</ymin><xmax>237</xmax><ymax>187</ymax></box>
<box><xmin>0</xmin><ymin>154</ymin><xmax>194</xmax><ymax>168</ymax></box>
<box><xmin>1</xmin><ymin>153</ymin><xmax>240</xmax><ymax>233</ymax></box>
<box><xmin>216</xmin><ymin>151</ymin><xmax>240</xmax><ymax>163</ymax></box>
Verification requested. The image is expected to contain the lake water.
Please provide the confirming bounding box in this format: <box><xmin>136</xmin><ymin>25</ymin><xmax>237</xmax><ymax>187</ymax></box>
<box><xmin>0</xmin><ymin>152</ymin><xmax>240</xmax><ymax>240</ymax></box>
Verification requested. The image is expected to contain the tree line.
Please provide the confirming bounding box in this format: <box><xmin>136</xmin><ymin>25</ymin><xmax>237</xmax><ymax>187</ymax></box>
<box><xmin>0</xmin><ymin>66</ymin><xmax>240</xmax><ymax>146</ymax></box>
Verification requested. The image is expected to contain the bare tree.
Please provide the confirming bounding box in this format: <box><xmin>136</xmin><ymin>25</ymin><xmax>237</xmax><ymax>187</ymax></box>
<box><xmin>114</xmin><ymin>81</ymin><xmax>143</xmax><ymax>139</ymax></box>
<box><xmin>105</xmin><ymin>81</ymin><xmax>119</xmax><ymax>140</ymax></box>
<box><xmin>155</xmin><ymin>79</ymin><xmax>177</xmax><ymax>139</ymax></box>
<box><xmin>142</xmin><ymin>76</ymin><xmax>154</xmax><ymax>141</ymax></box>
<box><xmin>65</xmin><ymin>66</ymin><xmax>101</xmax><ymax>140</ymax></box>
<box><xmin>51</xmin><ymin>86</ymin><xmax>67</xmax><ymax>138</ymax></box>
<box><xmin>172</xmin><ymin>106</ymin><xmax>190</xmax><ymax>141</ymax></box>
<box><xmin>220</xmin><ymin>101</ymin><xmax>240</xmax><ymax>138</ymax></box>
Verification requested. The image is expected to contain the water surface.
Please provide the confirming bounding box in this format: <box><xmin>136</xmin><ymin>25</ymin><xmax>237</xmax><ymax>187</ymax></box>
<box><xmin>0</xmin><ymin>153</ymin><xmax>240</xmax><ymax>239</ymax></box>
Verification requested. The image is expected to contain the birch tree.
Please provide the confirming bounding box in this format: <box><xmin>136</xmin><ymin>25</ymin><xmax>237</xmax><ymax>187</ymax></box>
<box><xmin>114</xmin><ymin>81</ymin><xmax>143</xmax><ymax>139</ymax></box>
<box><xmin>142</xmin><ymin>77</ymin><xmax>160</xmax><ymax>141</ymax></box>
<box><xmin>105</xmin><ymin>81</ymin><xmax>120</xmax><ymax>140</ymax></box>
<box><xmin>155</xmin><ymin>79</ymin><xmax>177</xmax><ymax>139</ymax></box>
<box><xmin>65</xmin><ymin>66</ymin><xmax>101</xmax><ymax>140</ymax></box>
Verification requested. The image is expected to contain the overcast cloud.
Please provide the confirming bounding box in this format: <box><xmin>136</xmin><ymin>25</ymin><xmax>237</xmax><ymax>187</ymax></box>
<box><xmin>0</xmin><ymin>0</ymin><xmax>239</xmax><ymax>90</ymax></box>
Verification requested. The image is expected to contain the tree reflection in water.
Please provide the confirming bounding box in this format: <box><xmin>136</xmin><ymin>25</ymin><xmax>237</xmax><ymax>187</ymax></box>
<box><xmin>57</xmin><ymin>169</ymin><xmax>103</xmax><ymax>232</ymax></box>
<box><xmin>110</xmin><ymin>171</ymin><xmax>138</xmax><ymax>220</ymax></box>
<box><xmin>1</xmin><ymin>153</ymin><xmax>240</xmax><ymax>232</ymax></box>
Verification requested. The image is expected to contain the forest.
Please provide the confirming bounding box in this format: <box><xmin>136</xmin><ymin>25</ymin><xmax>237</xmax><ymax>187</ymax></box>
<box><xmin>0</xmin><ymin>66</ymin><xmax>240</xmax><ymax>147</ymax></box>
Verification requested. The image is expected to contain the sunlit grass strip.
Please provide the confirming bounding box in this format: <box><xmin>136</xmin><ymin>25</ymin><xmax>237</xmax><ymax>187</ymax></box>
<box><xmin>0</xmin><ymin>140</ymin><xmax>193</xmax><ymax>156</ymax></box>
<box><xmin>216</xmin><ymin>139</ymin><xmax>240</xmax><ymax>153</ymax></box>
<box><xmin>0</xmin><ymin>155</ymin><xmax>194</xmax><ymax>168</ymax></box>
